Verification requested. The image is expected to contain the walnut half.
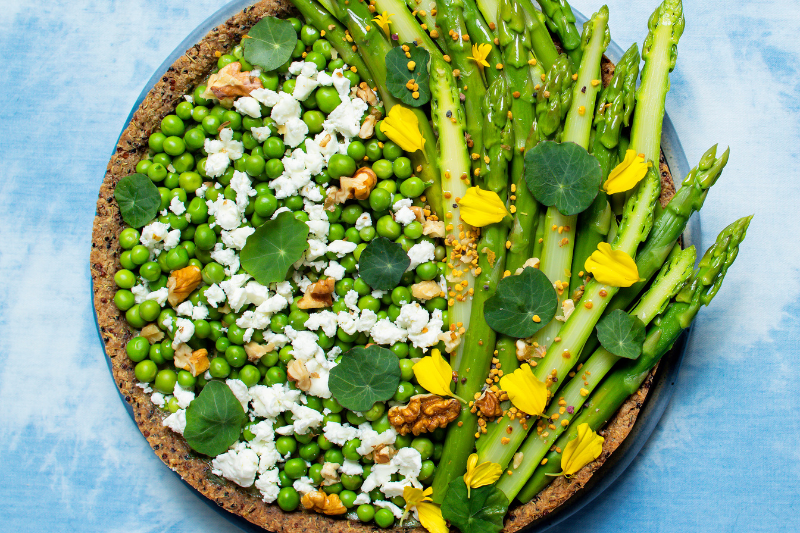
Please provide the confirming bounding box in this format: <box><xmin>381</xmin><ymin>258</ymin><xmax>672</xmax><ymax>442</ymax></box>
<box><xmin>301</xmin><ymin>490</ymin><xmax>347</xmax><ymax>516</ymax></box>
<box><xmin>475</xmin><ymin>389</ymin><xmax>503</xmax><ymax>419</ymax></box>
<box><xmin>388</xmin><ymin>394</ymin><xmax>461</xmax><ymax>436</ymax></box>
<box><xmin>167</xmin><ymin>265</ymin><xmax>202</xmax><ymax>307</ymax></box>
<box><xmin>297</xmin><ymin>278</ymin><xmax>335</xmax><ymax>309</ymax></box>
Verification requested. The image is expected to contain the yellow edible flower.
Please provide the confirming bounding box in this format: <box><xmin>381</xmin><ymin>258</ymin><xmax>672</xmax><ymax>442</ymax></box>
<box><xmin>413</xmin><ymin>349</ymin><xmax>463</xmax><ymax>401</ymax></box>
<box><xmin>498</xmin><ymin>363</ymin><xmax>547</xmax><ymax>417</ymax></box>
<box><xmin>584</xmin><ymin>242</ymin><xmax>643</xmax><ymax>287</ymax></box>
<box><xmin>458</xmin><ymin>187</ymin><xmax>509</xmax><ymax>227</ymax></box>
<box><xmin>468</xmin><ymin>43</ymin><xmax>491</xmax><ymax>70</ymax></box>
<box><xmin>604</xmin><ymin>150</ymin><xmax>649</xmax><ymax>194</ymax></box>
<box><xmin>380</xmin><ymin>105</ymin><xmax>426</xmax><ymax>154</ymax></box>
<box><xmin>463</xmin><ymin>453</ymin><xmax>503</xmax><ymax>497</ymax></box>
<box><xmin>559</xmin><ymin>423</ymin><xmax>604</xmax><ymax>477</ymax></box>
<box><xmin>402</xmin><ymin>486</ymin><xmax>448</xmax><ymax>533</ymax></box>
<box><xmin>372</xmin><ymin>11</ymin><xmax>394</xmax><ymax>37</ymax></box>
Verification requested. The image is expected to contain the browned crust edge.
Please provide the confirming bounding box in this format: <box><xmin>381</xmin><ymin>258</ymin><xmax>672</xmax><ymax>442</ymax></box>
<box><xmin>89</xmin><ymin>6</ymin><xmax>675</xmax><ymax>532</ymax></box>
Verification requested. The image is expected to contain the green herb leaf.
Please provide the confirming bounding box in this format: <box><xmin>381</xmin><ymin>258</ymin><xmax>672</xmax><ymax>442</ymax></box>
<box><xmin>385</xmin><ymin>44</ymin><xmax>431</xmax><ymax>107</ymax></box>
<box><xmin>441</xmin><ymin>478</ymin><xmax>509</xmax><ymax>533</ymax></box>
<box><xmin>484</xmin><ymin>267</ymin><xmax>558</xmax><ymax>338</ymax></box>
<box><xmin>184</xmin><ymin>381</ymin><xmax>247</xmax><ymax>457</ymax></box>
<box><xmin>596</xmin><ymin>309</ymin><xmax>646</xmax><ymax>359</ymax></box>
<box><xmin>240</xmin><ymin>211</ymin><xmax>309</xmax><ymax>285</ymax></box>
<box><xmin>114</xmin><ymin>173</ymin><xmax>161</xmax><ymax>228</ymax></box>
<box><xmin>242</xmin><ymin>16</ymin><xmax>298</xmax><ymax>72</ymax></box>
<box><xmin>524</xmin><ymin>141</ymin><xmax>602</xmax><ymax>216</ymax></box>
<box><xmin>358</xmin><ymin>237</ymin><xmax>410</xmax><ymax>290</ymax></box>
<box><xmin>328</xmin><ymin>345</ymin><xmax>401</xmax><ymax>412</ymax></box>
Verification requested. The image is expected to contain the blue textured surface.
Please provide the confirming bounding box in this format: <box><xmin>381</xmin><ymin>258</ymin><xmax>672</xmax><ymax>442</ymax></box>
<box><xmin>0</xmin><ymin>1</ymin><xmax>796</xmax><ymax>531</ymax></box>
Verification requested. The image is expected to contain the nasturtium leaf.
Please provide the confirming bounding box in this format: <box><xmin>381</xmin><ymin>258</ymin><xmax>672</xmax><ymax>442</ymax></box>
<box><xmin>240</xmin><ymin>211</ymin><xmax>309</xmax><ymax>285</ymax></box>
<box><xmin>242</xmin><ymin>16</ymin><xmax>297</xmax><ymax>72</ymax></box>
<box><xmin>358</xmin><ymin>237</ymin><xmax>410</xmax><ymax>290</ymax></box>
<box><xmin>595</xmin><ymin>309</ymin><xmax>646</xmax><ymax>359</ymax></box>
<box><xmin>184</xmin><ymin>381</ymin><xmax>248</xmax><ymax>457</ymax></box>
<box><xmin>114</xmin><ymin>173</ymin><xmax>161</xmax><ymax>228</ymax></box>
<box><xmin>328</xmin><ymin>345</ymin><xmax>401</xmax><ymax>412</ymax></box>
<box><xmin>484</xmin><ymin>267</ymin><xmax>558</xmax><ymax>338</ymax></box>
<box><xmin>441</xmin><ymin>478</ymin><xmax>509</xmax><ymax>533</ymax></box>
<box><xmin>385</xmin><ymin>45</ymin><xmax>431</xmax><ymax>107</ymax></box>
<box><xmin>524</xmin><ymin>141</ymin><xmax>603</xmax><ymax>216</ymax></box>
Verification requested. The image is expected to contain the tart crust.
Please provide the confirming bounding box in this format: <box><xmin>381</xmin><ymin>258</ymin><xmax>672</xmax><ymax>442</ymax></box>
<box><xmin>90</xmin><ymin>2</ymin><xmax>676</xmax><ymax>531</ymax></box>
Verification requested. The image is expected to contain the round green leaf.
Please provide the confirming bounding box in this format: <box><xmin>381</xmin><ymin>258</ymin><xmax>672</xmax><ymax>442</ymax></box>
<box><xmin>484</xmin><ymin>267</ymin><xmax>558</xmax><ymax>338</ymax></box>
<box><xmin>595</xmin><ymin>309</ymin><xmax>646</xmax><ymax>359</ymax></box>
<box><xmin>184</xmin><ymin>381</ymin><xmax>247</xmax><ymax>457</ymax></box>
<box><xmin>114</xmin><ymin>173</ymin><xmax>161</xmax><ymax>228</ymax></box>
<box><xmin>524</xmin><ymin>141</ymin><xmax>602</xmax><ymax>216</ymax></box>
<box><xmin>358</xmin><ymin>237</ymin><xmax>410</xmax><ymax>290</ymax></box>
<box><xmin>385</xmin><ymin>44</ymin><xmax>431</xmax><ymax>107</ymax></box>
<box><xmin>328</xmin><ymin>346</ymin><xmax>401</xmax><ymax>412</ymax></box>
<box><xmin>240</xmin><ymin>211</ymin><xmax>309</xmax><ymax>285</ymax></box>
<box><xmin>441</xmin><ymin>478</ymin><xmax>509</xmax><ymax>533</ymax></box>
<box><xmin>242</xmin><ymin>16</ymin><xmax>298</xmax><ymax>72</ymax></box>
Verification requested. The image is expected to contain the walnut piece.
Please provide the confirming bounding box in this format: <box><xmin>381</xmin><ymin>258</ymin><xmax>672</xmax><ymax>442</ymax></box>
<box><xmin>327</xmin><ymin>167</ymin><xmax>378</xmax><ymax>206</ymax></box>
<box><xmin>388</xmin><ymin>394</ymin><xmax>461</xmax><ymax>436</ymax></box>
<box><xmin>412</xmin><ymin>281</ymin><xmax>441</xmax><ymax>300</ymax></box>
<box><xmin>555</xmin><ymin>298</ymin><xmax>575</xmax><ymax>322</ymax></box>
<box><xmin>321</xmin><ymin>462</ymin><xmax>341</xmax><ymax>486</ymax></box>
<box><xmin>359</xmin><ymin>115</ymin><xmax>376</xmax><ymax>139</ymax></box>
<box><xmin>514</xmin><ymin>257</ymin><xmax>540</xmax><ymax>275</ymax></box>
<box><xmin>167</xmin><ymin>265</ymin><xmax>202</xmax><ymax>307</ymax></box>
<box><xmin>475</xmin><ymin>390</ymin><xmax>503</xmax><ymax>419</ymax></box>
<box><xmin>244</xmin><ymin>342</ymin><xmax>269</xmax><ymax>362</ymax></box>
<box><xmin>516</xmin><ymin>339</ymin><xmax>533</xmax><ymax>361</ymax></box>
<box><xmin>438</xmin><ymin>330</ymin><xmax>462</xmax><ymax>353</ymax></box>
<box><xmin>373</xmin><ymin>444</ymin><xmax>397</xmax><ymax>464</ymax></box>
<box><xmin>201</xmin><ymin>62</ymin><xmax>262</xmax><ymax>104</ymax></box>
<box><xmin>297</xmin><ymin>278</ymin><xmax>335</xmax><ymax>309</ymax></box>
<box><xmin>301</xmin><ymin>490</ymin><xmax>347</xmax><ymax>516</ymax></box>
<box><xmin>140</xmin><ymin>324</ymin><xmax>164</xmax><ymax>344</ymax></box>
<box><xmin>287</xmin><ymin>359</ymin><xmax>311</xmax><ymax>391</ymax></box>
<box><xmin>174</xmin><ymin>346</ymin><xmax>210</xmax><ymax>377</ymax></box>
<box><xmin>409</xmin><ymin>205</ymin><xmax>426</xmax><ymax>223</ymax></box>
<box><xmin>357</xmin><ymin>82</ymin><xmax>379</xmax><ymax>106</ymax></box>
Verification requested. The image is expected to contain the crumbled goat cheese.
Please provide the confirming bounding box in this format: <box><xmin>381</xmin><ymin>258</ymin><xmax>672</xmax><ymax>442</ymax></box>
<box><xmin>212</xmin><ymin>443</ymin><xmax>259</xmax><ymax>487</ymax></box>
<box><xmin>407</xmin><ymin>240</ymin><xmax>436</xmax><ymax>270</ymax></box>
<box><xmin>234</xmin><ymin>96</ymin><xmax>262</xmax><ymax>118</ymax></box>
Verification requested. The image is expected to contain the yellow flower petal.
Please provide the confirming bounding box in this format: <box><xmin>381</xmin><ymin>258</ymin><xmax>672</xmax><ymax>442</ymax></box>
<box><xmin>380</xmin><ymin>105</ymin><xmax>426</xmax><ymax>153</ymax></box>
<box><xmin>403</xmin><ymin>485</ymin><xmax>432</xmax><ymax>507</ymax></box>
<box><xmin>463</xmin><ymin>453</ymin><xmax>503</xmax><ymax>497</ymax></box>
<box><xmin>413</xmin><ymin>349</ymin><xmax>454</xmax><ymax>398</ymax></box>
<box><xmin>604</xmin><ymin>150</ymin><xmax>648</xmax><ymax>195</ymax></box>
<box><xmin>561</xmin><ymin>423</ymin><xmax>604</xmax><ymax>476</ymax></box>
<box><xmin>418</xmin><ymin>502</ymin><xmax>449</xmax><ymax>533</ymax></box>
<box><xmin>458</xmin><ymin>186</ymin><xmax>509</xmax><ymax>227</ymax></box>
<box><xmin>584</xmin><ymin>242</ymin><xmax>643</xmax><ymax>287</ymax></box>
<box><xmin>372</xmin><ymin>11</ymin><xmax>394</xmax><ymax>37</ymax></box>
<box><xmin>498</xmin><ymin>364</ymin><xmax>547</xmax><ymax>417</ymax></box>
<box><xmin>468</xmin><ymin>43</ymin><xmax>491</xmax><ymax>69</ymax></box>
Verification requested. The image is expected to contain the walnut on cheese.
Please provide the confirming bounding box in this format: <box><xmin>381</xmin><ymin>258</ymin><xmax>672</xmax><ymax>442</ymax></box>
<box><xmin>297</xmin><ymin>278</ymin><xmax>335</xmax><ymax>309</ymax></box>
<box><xmin>388</xmin><ymin>394</ymin><xmax>461</xmax><ymax>436</ymax></box>
<box><xmin>167</xmin><ymin>266</ymin><xmax>202</xmax><ymax>307</ymax></box>
<box><xmin>201</xmin><ymin>62</ymin><xmax>262</xmax><ymax>104</ymax></box>
<box><xmin>325</xmin><ymin>167</ymin><xmax>378</xmax><ymax>207</ymax></box>
<box><xmin>174</xmin><ymin>346</ymin><xmax>210</xmax><ymax>377</ymax></box>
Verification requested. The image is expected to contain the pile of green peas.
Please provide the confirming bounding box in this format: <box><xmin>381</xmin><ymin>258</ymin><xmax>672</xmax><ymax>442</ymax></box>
<box><xmin>114</xmin><ymin>16</ymin><xmax>453</xmax><ymax>528</ymax></box>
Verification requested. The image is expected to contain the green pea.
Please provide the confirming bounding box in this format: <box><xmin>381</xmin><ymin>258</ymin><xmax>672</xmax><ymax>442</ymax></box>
<box><xmin>404</xmin><ymin>221</ymin><xmax>424</xmax><ymax>240</ymax></box>
<box><xmin>390</xmin><ymin>342</ymin><xmax>409</xmax><ymax>358</ymax></box>
<box><xmin>365</xmin><ymin>139</ymin><xmax>383</xmax><ymax>161</ymax></box>
<box><xmin>343</xmin><ymin>70</ymin><xmax>360</xmax><ymax>87</ymax></box>
<box><xmin>372</xmin><ymin>159</ymin><xmax>393</xmax><ymax>180</ymax></box>
<box><xmin>416</xmin><ymin>261</ymin><xmax>439</xmax><ymax>281</ymax></box>
<box><xmin>275</xmin><ymin>435</ymin><xmax>297</xmax><ymax>457</ymax></box>
<box><xmin>391</xmin><ymin>287</ymin><xmax>411</xmax><ymax>306</ymax></box>
<box><xmin>363</xmin><ymin>402</ymin><xmax>385</xmax><ymax>422</ymax></box>
<box><xmin>277</xmin><ymin>487</ymin><xmax>300</xmax><ymax>511</ymax></box>
<box><xmin>265</xmin><ymin>158</ymin><xmax>285</xmax><ymax>179</ymax></box>
<box><xmin>126</xmin><ymin>337</ymin><xmax>150</xmax><ymax>363</ymax></box>
<box><xmin>381</xmin><ymin>141</ymin><xmax>402</xmax><ymax>161</ymax></box>
<box><xmin>209</xmin><ymin>357</ymin><xmax>231</xmax><ymax>378</ymax></box>
<box><xmin>353</xmin><ymin>243</ymin><xmax>368</xmax><ymax>261</ymax></box>
<box><xmin>400</xmin><ymin>176</ymin><xmax>425</xmax><ymax>198</ymax></box>
<box><xmin>347</xmin><ymin>140</ymin><xmax>366</xmax><ymax>162</ymax></box>
<box><xmin>304</xmin><ymin>51</ymin><xmax>327</xmax><ymax>71</ymax></box>
<box><xmin>114</xmin><ymin>289</ymin><xmax>134</xmax><ymax>311</ymax></box>
<box><xmin>264</xmin><ymin>136</ymin><xmax>285</xmax><ymax>159</ymax></box>
<box><xmin>161</xmin><ymin>114</ymin><xmax>185</xmax><ymax>136</ymax></box>
<box><xmin>134</xmin><ymin>360</ymin><xmax>157</xmax><ymax>383</ymax></box>
<box><xmin>303</xmin><ymin>109</ymin><xmax>325</xmax><ymax>134</ymax></box>
<box><xmin>328</xmin><ymin>154</ymin><xmax>356</xmax><ymax>179</ymax></box>
<box><xmin>328</xmin><ymin>57</ymin><xmax>345</xmax><ymax>71</ymax></box>
<box><xmin>357</xmin><ymin>504</ymin><xmax>375</xmax><ymax>522</ymax></box>
<box><xmin>176</xmin><ymin>370</ymin><xmax>196</xmax><ymax>390</ymax></box>
<box><xmin>357</xmin><ymin>295</ymin><xmax>381</xmax><ymax>313</ymax></box>
<box><xmin>392</xmin><ymin>156</ymin><xmax>413</xmax><ymax>179</ymax></box>
<box><xmin>153</xmin><ymin>369</ymin><xmax>177</xmax><ymax>394</ymax></box>
<box><xmin>222</xmin><ymin>110</ymin><xmax>243</xmax><ymax>131</ymax></box>
<box><xmin>340</xmin><ymin>205</ymin><xmax>364</xmax><ymax>226</ymax></box>
<box><xmin>368</xmin><ymin>188</ymin><xmax>392</xmax><ymax>212</ymax></box>
<box><xmin>315</xmin><ymin>86</ymin><xmax>341</xmax><ymax>114</ymax></box>
<box><xmin>284</xmin><ymin>457</ymin><xmax>308</xmax><ymax>479</ymax></box>
<box><xmin>300</xmin><ymin>24</ymin><xmax>320</xmax><ymax>45</ymax></box>
<box><xmin>376</xmin><ymin>215</ymin><xmax>401</xmax><ymax>239</ymax></box>
<box><xmin>139</xmin><ymin>300</ymin><xmax>161</xmax><ymax>322</ymax></box>
<box><xmin>114</xmin><ymin>269</ymin><xmax>136</xmax><ymax>289</ymax></box>
<box><xmin>225</xmin><ymin>346</ymin><xmax>247</xmax><ymax>368</ymax></box>
<box><xmin>307</xmin><ymin>463</ymin><xmax>324</xmax><ymax>484</ymax></box>
<box><xmin>375</xmin><ymin>508</ymin><xmax>394</xmax><ymax>528</ymax></box>
<box><xmin>265</xmin><ymin>366</ymin><xmax>287</xmax><ymax>386</ymax></box>
<box><xmin>165</xmin><ymin>247</ymin><xmax>190</xmax><ymax>270</ymax></box>
<box><xmin>299</xmin><ymin>442</ymin><xmax>322</xmax><ymax>462</ymax></box>
<box><xmin>411</xmin><ymin>437</ymin><xmax>434</xmax><ymax>460</ymax></box>
<box><xmin>398</xmin><ymin>359</ymin><xmax>414</xmax><ymax>381</ymax></box>
<box><xmin>374</xmin><ymin>122</ymin><xmax>388</xmax><ymax>141</ymax></box>
<box><xmin>346</xmin><ymin>410</ymin><xmax>366</xmax><ymax>426</ymax></box>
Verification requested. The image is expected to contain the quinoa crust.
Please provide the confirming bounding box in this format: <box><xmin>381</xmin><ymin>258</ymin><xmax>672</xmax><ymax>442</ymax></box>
<box><xmin>90</xmin><ymin>3</ymin><xmax>676</xmax><ymax>531</ymax></box>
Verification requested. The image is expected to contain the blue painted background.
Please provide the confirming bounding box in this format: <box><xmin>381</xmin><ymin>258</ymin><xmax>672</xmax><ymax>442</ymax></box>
<box><xmin>0</xmin><ymin>1</ymin><xmax>796</xmax><ymax>531</ymax></box>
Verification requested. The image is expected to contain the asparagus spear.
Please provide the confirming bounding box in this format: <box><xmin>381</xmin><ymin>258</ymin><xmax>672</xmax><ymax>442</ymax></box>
<box><xmin>570</xmin><ymin>43</ymin><xmax>641</xmax><ymax>295</ymax></box>
<box><xmin>404</xmin><ymin>0</ymin><xmax>445</xmax><ymax>48</ymax></box>
<box><xmin>579</xmin><ymin>144</ymin><xmax>730</xmax><ymax>360</ymax></box>
<box><xmin>535</xmin><ymin>0</ymin><xmax>582</xmax><ymax>67</ymax></box>
<box><xmin>459</xmin><ymin>0</ymin><xmax>505</xmax><ymax>86</ymax></box>
<box><xmin>517</xmin><ymin>215</ymin><xmax>752</xmax><ymax>501</ymax></box>
<box><xmin>374</xmin><ymin>0</ymin><xmax>444</xmax><ymax>59</ymax></box>
<box><xmin>629</xmin><ymin>0</ymin><xmax>684</xmax><ymax>216</ymax></box>
<box><xmin>534</xmin><ymin>54</ymin><xmax>574</xmax><ymax>139</ymax></box>
<box><xmin>528</xmin><ymin>6</ymin><xmax>608</xmax><ymax>355</ymax></box>
<box><xmin>335</xmin><ymin>0</ymin><xmax>443</xmax><ymax>216</ymax></box>
<box><xmin>490</xmin><ymin>245</ymin><xmax>695</xmax><ymax>494</ymax></box>
<box><xmin>432</xmin><ymin>76</ymin><xmax>513</xmax><ymax>502</ymax></box>
<box><xmin>499</xmin><ymin>0</ymin><xmax>541</xmax><ymax>273</ymax></box>
<box><xmin>429</xmin><ymin>53</ymin><xmax>477</xmax><ymax>364</ymax></box>
<box><xmin>436</xmin><ymin>0</ymin><xmax>489</xmax><ymax>174</ymax></box>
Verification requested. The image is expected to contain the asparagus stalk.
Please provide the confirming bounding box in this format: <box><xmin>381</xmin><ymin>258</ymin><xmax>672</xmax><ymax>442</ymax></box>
<box><xmin>579</xmin><ymin>144</ymin><xmax>730</xmax><ymax>360</ymax></box>
<box><xmin>374</xmin><ymin>0</ymin><xmax>444</xmax><ymax>59</ymax></box>
<box><xmin>629</xmin><ymin>0</ymin><xmax>684</xmax><ymax>216</ymax></box>
<box><xmin>570</xmin><ymin>43</ymin><xmax>641</xmax><ymax>294</ymax></box>
<box><xmin>535</xmin><ymin>0</ymin><xmax>582</xmax><ymax>67</ymax></box>
<box><xmin>429</xmin><ymin>53</ymin><xmax>477</xmax><ymax>364</ymax></box>
<box><xmin>436</xmin><ymin>0</ymin><xmax>489</xmax><ymax>174</ymax></box>
<box><xmin>336</xmin><ymin>0</ymin><xmax>443</xmax><ymax>216</ymax></box>
<box><xmin>432</xmin><ymin>76</ymin><xmax>513</xmax><ymax>502</ymax></box>
<box><xmin>517</xmin><ymin>215</ymin><xmax>752</xmax><ymax>501</ymax></box>
<box><xmin>534</xmin><ymin>54</ymin><xmax>574</xmax><ymax>139</ymax></box>
<box><xmin>459</xmin><ymin>0</ymin><xmax>505</xmax><ymax>87</ymax></box>
<box><xmin>490</xmin><ymin>244</ymin><xmax>695</xmax><ymax>493</ymax></box>
<box><xmin>528</xmin><ymin>6</ymin><xmax>608</xmax><ymax>354</ymax></box>
<box><xmin>404</xmin><ymin>0</ymin><xmax>445</xmax><ymax>47</ymax></box>
<box><xmin>499</xmin><ymin>0</ymin><xmax>541</xmax><ymax>273</ymax></box>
